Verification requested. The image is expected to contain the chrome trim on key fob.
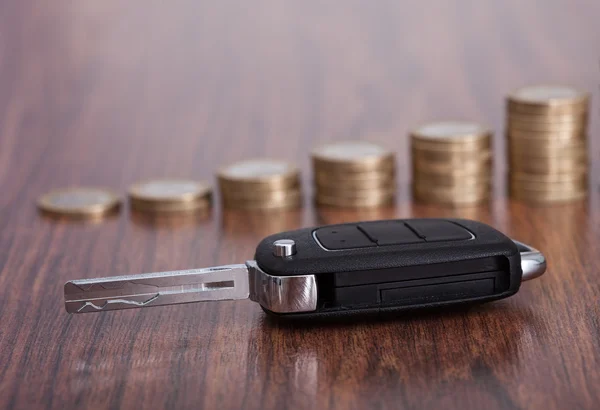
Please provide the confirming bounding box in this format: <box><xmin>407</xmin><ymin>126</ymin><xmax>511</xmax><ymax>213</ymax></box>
<box><xmin>247</xmin><ymin>260</ymin><xmax>317</xmax><ymax>313</ymax></box>
<box><xmin>514</xmin><ymin>240</ymin><xmax>547</xmax><ymax>281</ymax></box>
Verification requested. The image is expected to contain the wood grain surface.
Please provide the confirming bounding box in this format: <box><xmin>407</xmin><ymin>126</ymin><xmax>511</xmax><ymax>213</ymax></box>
<box><xmin>1</xmin><ymin>1</ymin><xmax>600</xmax><ymax>409</ymax></box>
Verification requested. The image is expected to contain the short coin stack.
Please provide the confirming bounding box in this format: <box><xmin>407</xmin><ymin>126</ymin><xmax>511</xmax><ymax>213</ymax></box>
<box><xmin>218</xmin><ymin>159</ymin><xmax>302</xmax><ymax>210</ymax></box>
<box><xmin>37</xmin><ymin>187</ymin><xmax>121</xmax><ymax>219</ymax></box>
<box><xmin>312</xmin><ymin>141</ymin><xmax>396</xmax><ymax>208</ymax></box>
<box><xmin>411</xmin><ymin>122</ymin><xmax>493</xmax><ymax>206</ymax></box>
<box><xmin>507</xmin><ymin>85</ymin><xmax>589</xmax><ymax>203</ymax></box>
<box><xmin>129</xmin><ymin>179</ymin><xmax>212</xmax><ymax>213</ymax></box>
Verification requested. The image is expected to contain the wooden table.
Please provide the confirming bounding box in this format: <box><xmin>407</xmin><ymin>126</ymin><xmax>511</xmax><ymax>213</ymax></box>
<box><xmin>1</xmin><ymin>1</ymin><xmax>599</xmax><ymax>409</ymax></box>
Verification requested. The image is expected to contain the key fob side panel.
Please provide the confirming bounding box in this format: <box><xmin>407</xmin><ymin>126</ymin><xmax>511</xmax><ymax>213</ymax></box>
<box><xmin>254</xmin><ymin>219</ymin><xmax>522</xmax><ymax>317</ymax></box>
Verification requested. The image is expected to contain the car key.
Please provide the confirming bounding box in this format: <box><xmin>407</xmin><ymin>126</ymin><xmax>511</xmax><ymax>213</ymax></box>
<box><xmin>64</xmin><ymin>218</ymin><xmax>546</xmax><ymax>317</ymax></box>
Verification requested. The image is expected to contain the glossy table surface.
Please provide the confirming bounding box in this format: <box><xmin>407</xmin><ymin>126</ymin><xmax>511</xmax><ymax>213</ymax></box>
<box><xmin>1</xmin><ymin>1</ymin><xmax>599</xmax><ymax>409</ymax></box>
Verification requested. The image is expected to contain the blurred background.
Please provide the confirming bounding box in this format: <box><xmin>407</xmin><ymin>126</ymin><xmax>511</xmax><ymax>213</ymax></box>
<box><xmin>1</xmin><ymin>2</ymin><xmax>600</xmax><ymax>410</ymax></box>
<box><xmin>2</xmin><ymin>0</ymin><xmax>598</xmax><ymax>202</ymax></box>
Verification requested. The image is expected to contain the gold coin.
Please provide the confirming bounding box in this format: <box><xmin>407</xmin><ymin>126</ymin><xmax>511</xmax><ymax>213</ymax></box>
<box><xmin>510</xmin><ymin>171</ymin><xmax>588</xmax><ymax>184</ymax></box>
<box><xmin>313</xmin><ymin>167</ymin><xmax>395</xmax><ymax>192</ymax></box>
<box><xmin>509</xmin><ymin>176</ymin><xmax>587</xmax><ymax>193</ymax></box>
<box><xmin>315</xmin><ymin>172</ymin><xmax>396</xmax><ymax>190</ymax></box>
<box><xmin>413</xmin><ymin>153</ymin><xmax>492</xmax><ymax>175</ymax></box>
<box><xmin>413</xmin><ymin>181</ymin><xmax>491</xmax><ymax>196</ymax></box>
<box><xmin>412</xmin><ymin>146</ymin><xmax>492</xmax><ymax>163</ymax></box>
<box><xmin>129</xmin><ymin>179</ymin><xmax>211</xmax><ymax>204</ymax></box>
<box><xmin>411</xmin><ymin>139</ymin><xmax>491</xmax><ymax>153</ymax></box>
<box><xmin>413</xmin><ymin>193</ymin><xmax>489</xmax><ymax>206</ymax></box>
<box><xmin>314</xmin><ymin>179</ymin><xmax>396</xmax><ymax>192</ymax></box>
<box><xmin>218</xmin><ymin>159</ymin><xmax>300</xmax><ymax>190</ymax></box>
<box><xmin>221</xmin><ymin>187</ymin><xmax>301</xmax><ymax>202</ymax></box>
<box><xmin>508</xmin><ymin>137</ymin><xmax>587</xmax><ymax>158</ymax></box>
<box><xmin>130</xmin><ymin>199</ymin><xmax>211</xmax><ymax>213</ymax></box>
<box><xmin>507</xmin><ymin>133</ymin><xmax>586</xmax><ymax>148</ymax></box>
<box><xmin>129</xmin><ymin>179</ymin><xmax>212</xmax><ymax>213</ymax></box>
<box><xmin>222</xmin><ymin>198</ymin><xmax>302</xmax><ymax>210</ymax></box>
<box><xmin>218</xmin><ymin>180</ymin><xmax>300</xmax><ymax>198</ymax></box>
<box><xmin>315</xmin><ymin>186</ymin><xmax>396</xmax><ymax>200</ymax></box>
<box><xmin>315</xmin><ymin>192</ymin><xmax>395</xmax><ymax>208</ymax></box>
<box><xmin>413</xmin><ymin>172</ymin><xmax>489</xmax><ymax>187</ymax></box>
<box><xmin>508</xmin><ymin>110</ymin><xmax>588</xmax><ymax>124</ymax></box>
<box><xmin>507</xmin><ymin>117</ymin><xmax>587</xmax><ymax>133</ymax></box>
<box><xmin>313</xmin><ymin>160</ymin><xmax>396</xmax><ymax>178</ymax></box>
<box><xmin>314</xmin><ymin>166</ymin><xmax>395</xmax><ymax>179</ymax></box>
<box><xmin>311</xmin><ymin>141</ymin><xmax>395</xmax><ymax>172</ymax></box>
<box><xmin>37</xmin><ymin>187</ymin><xmax>121</xmax><ymax>218</ymax></box>
<box><xmin>507</xmin><ymin>85</ymin><xmax>589</xmax><ymax>114</ymax></box>
<box><xmin>507</xmin><ymin>128</ymin><xmax>585</xmax><ymax>142</ymax></box>
<box><xmin>509</xmin><ymin>153</ymin><xmax>588</xmax><ymax>174</ymax></box>
<box><xmin>410</xmin><ymin>121</ymin><xmax>492</xmax><ymax>149</ymax></box>
<box><xmin>509</xmin><ymin>181</ymin><xmax>587</xmax><ymax>193</ymax></box>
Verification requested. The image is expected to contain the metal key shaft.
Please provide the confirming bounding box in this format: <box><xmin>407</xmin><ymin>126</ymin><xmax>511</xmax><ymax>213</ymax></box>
<box><xmin>64</xmin><ymin>265</ymin><xmax>250</xmax><ymax>313</ymax></box>
<box><xmin>64</xmin><ymin>259</ymin><xmax>318</xmax><ymax>314</ymax></box>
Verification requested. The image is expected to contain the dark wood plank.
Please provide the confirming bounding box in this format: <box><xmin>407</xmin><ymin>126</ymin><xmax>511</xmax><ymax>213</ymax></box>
<box><xmin>1</xmin><ymin>1</ymin><xmax>599</xmax><ymax>409</ymax></box>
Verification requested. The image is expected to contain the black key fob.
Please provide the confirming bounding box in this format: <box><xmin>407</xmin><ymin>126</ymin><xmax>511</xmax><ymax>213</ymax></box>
<box><xmin>251</xmin><ymin>218</ymin><xmax>546</xmax><ymax>317</ymax></box>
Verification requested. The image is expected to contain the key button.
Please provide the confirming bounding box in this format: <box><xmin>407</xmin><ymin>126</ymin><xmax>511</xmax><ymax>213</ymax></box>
<box><xmin>357</xmin><ymin>221</ymin><xmax>423</xmax><ymax>245</ymax></box>
<box><xmin>314</xmin><ymin>225</ymin><xmax>375</xmax><ymax>250</ymax></box>
<box><xmin>406</xmin><ymin>220</ymin><xmax>473</xmax><ymax>242</ymax></box>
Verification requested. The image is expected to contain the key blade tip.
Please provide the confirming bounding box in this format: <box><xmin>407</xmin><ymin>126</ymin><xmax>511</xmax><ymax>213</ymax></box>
<box><xmin>64</xmin><ymin>280</ymin><xmax>84</xmax><ymax>301</ymax></box>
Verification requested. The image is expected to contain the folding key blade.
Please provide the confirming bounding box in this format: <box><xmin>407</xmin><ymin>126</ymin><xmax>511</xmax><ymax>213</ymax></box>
<box><xmin>64</xmin><ymin>264</ymin><xmax>250</xmax><ymax>313</ymax></box>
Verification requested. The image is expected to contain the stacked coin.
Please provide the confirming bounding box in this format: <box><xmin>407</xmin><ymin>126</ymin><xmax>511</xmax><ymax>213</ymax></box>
<box><xmin>507</xmin><ymin>85</ymin><xmax>589</xmax><ymax>203</ymax></box>
<box><xmin>411</xmin><ymin>122</ymin><xmax>492</xmax><ymax>206</ymax></box>
<box><xmin>129</xmin><ymin>179</ymin><xmax>212</xmax><ymax>213</ymax></box>
<box><xmin>312</xmin><ymin>141</ymin><xmax>396</xmax><ymax>208</ymax></box>
<box><xmin>218</xmin><ymin>159</ymin><xmax>302</xmax><ymax>210</ymax></box>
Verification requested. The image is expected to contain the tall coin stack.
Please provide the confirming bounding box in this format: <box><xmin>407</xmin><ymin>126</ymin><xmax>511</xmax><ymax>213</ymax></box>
<box><xmin>411</xmin><ymin>122</ymin><xmax>493</xmax><ymax>206</ymax></box>
<box><xmin>312</xmin><ymin>141</ymin><xmax>396</xmax><ymax>208</ymax></box>
<box><xmin>218</xmin><ymin>159</ymin><xmax>302</xmax><ymax>210</ymax></box>
<box><xmin>507</xmin><ymin>85</ymin><xmax>590</xmax><ymax>203</ymax></box>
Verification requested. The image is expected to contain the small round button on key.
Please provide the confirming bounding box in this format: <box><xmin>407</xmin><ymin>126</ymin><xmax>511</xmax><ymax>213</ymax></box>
<box><xmin>273</xmin><ymin>239</ymin><xmax>296</xmax><ymax>257</ymax></box>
